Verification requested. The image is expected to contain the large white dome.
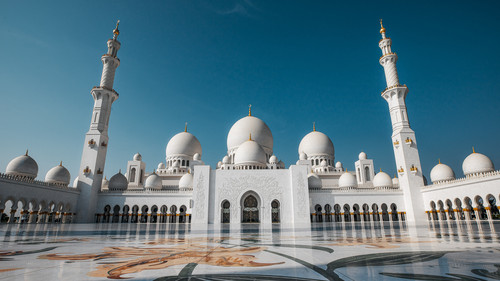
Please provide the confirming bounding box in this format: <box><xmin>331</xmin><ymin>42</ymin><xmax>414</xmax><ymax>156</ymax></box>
<box><xmin>109</xmin><ymin>171</ymin><xmax>128</xmax><ymax>190</ymax></box>
<box><xmin>234</xmin><ymin>140</ymin><xmax>267</xmax><ymax>165</ymax></box>
<box><xmin>339</xmin><ymin>172</ymin><xmax>357</xmax><ymax>188</ymax></box>
<box><xmin>166</xmin><ymin>132</ymin><xmax>202</xmax><ymax>158</ymax></box>
<box><xmin>373</xmin><ymin>171</ymin><xmax>393</xmax><ymax>188</ymax></box>
<box><xmin>430</xmin><ymin>162</ymin><xmax>455</xmax><ymax>183</ymax></box>
<box><xmin>462</xmin><ymin>152</ymin><xmax>495</xmax><ymax>176</ymax></box>
<box><xmin>145</xmin><ymin>173</ymin><xmax>162</xmax><ymax>189</ymax></box>
<box><xmin>6</xmin><ymin>152</ymin><xmax>38</xmax><ymax>179</ymax></box>
<box><xmin>227</xmin><ymin>116</ymin><xmax>273</xmax><ymax>153</ymax></box>
<box><xmin>298</xmin><ymin>131</ymin><xmax>334</xmax><ymax>158</ymax></box>
<box><xmin>179</xmin><ymin>173</ymin><xmax>194</xmax><ymax>189</ymax></box>
<box><xmin>45</xmin><ymin>163</ymin><xmax>71</xmax><ymax>185</ymax></box>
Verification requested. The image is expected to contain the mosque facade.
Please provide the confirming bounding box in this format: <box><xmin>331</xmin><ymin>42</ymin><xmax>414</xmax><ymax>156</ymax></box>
<box><xmin>0</xmin><ymin>22</ymin><xmax>499</xmax><ymax>227</ymax></box>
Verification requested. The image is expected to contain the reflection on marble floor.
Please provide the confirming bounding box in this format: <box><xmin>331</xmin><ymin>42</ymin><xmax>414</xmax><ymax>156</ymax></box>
<box><xmin>0</xmin><ymin>221</ymin><xmax>499</xmax><ymax>280</ymax></box>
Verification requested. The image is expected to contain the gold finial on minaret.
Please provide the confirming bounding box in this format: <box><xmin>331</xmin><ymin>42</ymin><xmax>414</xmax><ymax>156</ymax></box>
<box><xmin>113</xmin><ymin>20</ymin><xmax>120</xmax><ymax>39</ymax></box>
<box><xmin>25</xmin><ymin>149</ymin><xmax>29</xmax><ymax>156</ymax></box>
<box><xmin>472</xmin><ymin>146</ymin><xmax>475</xmax><ymax>153</ymax></box>
<box><xmin>248</xmin><ymin>104</ymin><xmax>252</xmax><ymax>116</ymax></box>
<box><xmin>313</xmin><ymin>122</ymin><xmax>316</xmax><ymax>132</ymax></box>
<box><xmin>249</xmin><ymin>133</ymin><xmax>252</xmax><ymax>141</ymax></box>
<box><xmin>184</xmin><ymin>122</ymin><xmax>188</xmax><ymax>132</ymax></box>
<box><xmin>379</xmin><ymin>19</ymin><xmax>386</xmax><ymax>34</ymax></box>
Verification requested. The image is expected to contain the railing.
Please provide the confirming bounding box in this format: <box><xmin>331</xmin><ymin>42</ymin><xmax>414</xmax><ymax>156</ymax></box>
<box><xmin>101</xmin><ymin>187</ymin><xmax>193</xmax><ymax>194</ymax></box>
<box><xmin>423</xmin><ymin>170</ymin><xmax>500</xmax><ymax>189</ymax></box>
<box><xmin>309</xmin><ymin>187</ymin><xmax>401</xmax><ymax>193</ymax></box>
<box><xmin>0</xmin><ymin>173</ymin><xmax>77</xmax><ymax>191</ymax></box>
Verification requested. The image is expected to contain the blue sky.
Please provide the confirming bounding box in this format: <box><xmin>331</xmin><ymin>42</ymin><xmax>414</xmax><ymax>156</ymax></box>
<box><xmin>0</xmin><ymin>0</ymin><xmax>499</xmax><ymax>183</ymax></box>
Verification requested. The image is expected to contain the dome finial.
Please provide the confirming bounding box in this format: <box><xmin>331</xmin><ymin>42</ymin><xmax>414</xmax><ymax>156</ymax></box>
<box><xmin>248</xmin><ymin>104</ymin><xmax>252</xmax><ymax>116</ymax></box>
<box><xmin>438</xmin><ymin>158</ymin><xmax>441</xmax><ymax>164</ymax></box>
<box><xmin>380</xmin><ymin>168</ymin><xmax>382</xmax><ymax>172</ymax></box>
<box><xmin>249</xmin><ymin>133</ymin><xmax>252</xmax><ymax>141</ymax></box>
<box><xmin>313</xmin><ymin>122</ymin><xmax>316</xmax><ymax>132</ymax></box>
<box><xmin>59</xmin><ymin>161</ymin><xmax>63</xmax><ymax>166</ymax></box>
<box><xmin>113</xmin><ymin>20</ymin><xmax>120</xmax><ymax>39</ymax></box>
<box><xmin>25</xmin><ymin>149</ymin><xmax>29</xmax><ymax>156</ymax></box>
<box><xmin>119</xmin><ymin>169</ymin><xmax>122</xmax><ymax>174</ymax></box>
<box><xmin>184</xmin><ymin>122</ymin><xmax>188</xmax><ymax>132</ymax></box>
<box><xmin>472</xmin><ymin>146</ymin><xmax>475</xmax><ymax>153</ymax></box>
<box><xmin>379</xmin><ymin>19</ymin><xmax>386</xmax><ymax>34</ymax></box>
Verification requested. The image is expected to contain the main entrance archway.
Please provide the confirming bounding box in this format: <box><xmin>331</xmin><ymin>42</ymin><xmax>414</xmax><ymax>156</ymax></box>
<box><xmin>242</xmin><ymin>194</ymin><xmax>259</xmax><ymax>223</ymax></box>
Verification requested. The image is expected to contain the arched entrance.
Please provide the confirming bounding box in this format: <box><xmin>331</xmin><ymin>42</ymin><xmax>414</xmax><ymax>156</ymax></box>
<box><xmin>221</xmin><ymin>200</ymin><xmax>230</xmax><ymax>223</ymax></box>
<box><xmin>242</xmin><ymin>194</ymin><xmax>259</xmax><ymax>223</ymax></box>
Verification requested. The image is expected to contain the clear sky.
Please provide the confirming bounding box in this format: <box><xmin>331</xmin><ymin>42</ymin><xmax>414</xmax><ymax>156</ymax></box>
<box><xmin>1</xmin><ymin>0</ymin><xmax>499</xmax><ymax>183</ymax></box>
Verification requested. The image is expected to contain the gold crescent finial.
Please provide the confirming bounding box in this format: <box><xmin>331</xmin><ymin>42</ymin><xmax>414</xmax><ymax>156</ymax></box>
<box><xmin>472</xmin><ymin>146</ymin><xmax>475</xmax><ymax>153</ymax></box>
<box><xmin>249</xmin><ymin>133</ymin><xmax>252</xmax><ymax>141</ymax></box>
<box><xmin>248</xmin><ymin>104</ymin><xmax>252</xmax><ymax>116</ymax></box>
<box><xmin>379</xmin><ymin>19</ymin><xmax>386</xmax><ymax>34</ymax></box>
<box><xmin>113</xmin><ymin>20</ymin><xmax>120</xmax><ymax>37</ymax></box>
<box><xmin>184</xmin><ymin>122</ymin><xmax>188</xmax><ymax>132</ymax></box>
<box><xmin>438</xmin><ymin>158</ymin><xmax>441</xmax><ymax>164</ymax></box>
<box><xmin>313</xmin><ymin>122</ymin><xmax>316</xmax><ymax>132</ymax></box>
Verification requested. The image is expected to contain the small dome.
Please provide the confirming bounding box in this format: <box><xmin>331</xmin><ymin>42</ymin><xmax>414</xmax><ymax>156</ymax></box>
<box><xmin>339</xmin><ymin>172</ymin><xmax>357</xmax><ymax>188</ymax></box>
<box><xmin>320</xmin><ymin>160</ymin><xmax>327</xmax><ymax>167</ymax></box>
<box><xmin>45</xmin><ymin>163</ymin><xmax>71</xmax><ymax>185</ymax></box>
<box><xmin>166</xmin><ymin>132</ymin><xmax>202</xmax><ymax>158</ymax></box>
<box><xmin>222</xmin><ymin>156</ymin><xmax>230</xmax><ymax>164</ymax></box>
<box><xmin>307</xmin><ymin>173</ymin><xmax>322</xmax><ymax>188</ymax></box>
<box><xmin>109</xmin><ymin>171</ymin><xmax>128</xmax><ymax>190</ymax></box>
<box><xmin>6</xmin><ymin>152</ymin><xmax>38</xmax><ymax>178</ymax></box>
<box><xmin>193</xmin><ymin>153</ymin><xmax>201</xmax><ymax>161</ymax></box>
<box><xmin>298</xmin><ymin>131</ymin><xmax>334</xmax><ymax>158</ymax></box>
<box><xmin>217</xmin><ymin>161</ymin><xmax>222</xmax><ymax>168</ymax></box>
<box><xmin>299</xmin><ymin>152</ymin><xmax>307</xmax><ymax>160</ymax></box>
<box><xmin>462</xmin><ymin>151</ymin><xmax>495</xmax><ymax>176</ymax></box>
<box><xmin>227</xmin><ymin>116</ymin><xmax>273</xmax><ymax>153</ymax></box>
<box><xmin>430</xmin><ymin>162</ymin><xmax>455</xmax><ymax>183</ymax></box>
<box><xmin>73</xmin><ymin>176</ymin><xmax>79</xmax><ymax>188</ymax></box>
<box><xmin>102</xmin><ymin>177</ymin><xmax>109</xmax><ymax>189</ymax></box>
<box><xmin>373</xmin><ymin>171</ymin><xmax>393</xmax><ymax>188</ymax></box>
<box><xmin>133</xmin><ymin>153</ymin><xmax>142</xmax><ymax>161</ymax></box>
<box><xmin>269</xmin><ymin>155</ymin><xmax>278</xmax><ymax>164</ymax></box>
<box><xmin>392</xmin><ymin>176</ymin><xmax>399</xmax><ymax>186</ymax></box>
<box><xmin>335</xmin><ymin>161</ymin><xmax>343</xmax><ymax>168</ymax></box>
<box><xmin>157</xmin><ymin>162</ymin><xmax>165</xmax><ymax>169</ymax></box>
<box><xmin>179</xmin><ymin>173</ymin><xmax>193</xmax><ymax>189</ymax></box>
<box><xmin>145</xmin><ymin>173</ymin><xmax>162</xmax><ymax>189</ymax></box>
<box><xmin>234</xmin><ymin>140</ymin><xmax>267</xmax><ymax>166</ymax></box>
<box><xmin>358</xmin><ymin>152</ymin><xmax>367</xmax><ymax>160</ymax></box>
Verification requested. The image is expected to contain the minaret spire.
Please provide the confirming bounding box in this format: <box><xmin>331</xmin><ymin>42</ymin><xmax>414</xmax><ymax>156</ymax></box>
<box><xmin>378</xmin><ymin>21</ymin><xmax>426</xmax><ymax>225</ymax></box>
<box><xmin>76</xmin><ymin>22</ymin><xmax>121</xmax><ymax>223</ymax></box>
<box><xmin>248</xmin><ymin>104</ymin><xmax>252</xmax><ymax>116</ymax></box>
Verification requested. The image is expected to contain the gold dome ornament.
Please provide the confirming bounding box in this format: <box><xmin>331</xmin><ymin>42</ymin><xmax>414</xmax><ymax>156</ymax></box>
<box><xmin>379</xmin><ymin>19</ymin><xmax>386</xmax><ymax>34</ymax></box>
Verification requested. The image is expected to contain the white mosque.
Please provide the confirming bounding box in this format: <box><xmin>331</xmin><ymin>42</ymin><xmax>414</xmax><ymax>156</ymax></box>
<box><xmin>0</xmin><ymin>21</ymin><xmax>498</xmax><ymax>227</ymax></box>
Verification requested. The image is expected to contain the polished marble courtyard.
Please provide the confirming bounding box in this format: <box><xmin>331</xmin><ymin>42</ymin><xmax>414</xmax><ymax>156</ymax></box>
<box><xmin>0</xmin><ymin>221</ymin><xmax>499</xmax><ymax>280</ymax></box>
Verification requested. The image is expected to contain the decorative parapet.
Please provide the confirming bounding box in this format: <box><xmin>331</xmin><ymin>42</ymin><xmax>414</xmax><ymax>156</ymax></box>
<box><xmin>423</xmin><ymin>170</ymin><xmax>500</xmax><ymax>189</ymax></box>
<box><xmin>0</xmin><ymin>172</ymin><xmax>77</xmax><ymax>191</ymax></box>
<box><xmin>309</xmin><ymin>187</ymin><xmax>401</xmax><ymax>193</ymax></box>
<box><xmin>379</xmin><ymin>52</ymin><xmax>396</xmax><ymax>60</ymax></box>
<box><xmin>381</xmin><ymin>84</ymin><xmax>407</xmax><ymax>95</ymax></box>
<box><xmin>101</xmin><ymin>186</ymin><xmax>192</xmax><ymax>194</ymax></box>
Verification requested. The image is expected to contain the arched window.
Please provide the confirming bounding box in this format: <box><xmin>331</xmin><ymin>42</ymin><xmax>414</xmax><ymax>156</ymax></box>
<box><xmin>365</xmin><ymin>166</ymin><xmax>370</xmax><ymax>181</ymax></box>
<box><xmin>221</xmin><ymin>200</ymin><xmax>230</xmax><ymax>223</ymax></box>
<box><xmin>381</xmin><ymin>204</ymin><xmax>389</xmax><ymax>221</ymax></box>
<box><xmin>315</xmin><ymin>204</ymin><xmax>323</xmax><ymax>222</ymax></box>
<box><xmin>181</xmin><ymin>160</ymin><xmax>185</xmax><ymax>167</ymax></box>
<box><xmin>390</xmin><ymin>203</ymin><xmax>398</xmax><ymax>221</ymax></box>
<box><xmin>325</xmin><ymin>204</ymin><xmax>332</xmax><ymax>222</ymax></box>
<box><xmin>139</xmin><ymin>170</ymin><xmax>143</xmax><ymax>184</ymax></box>
<box><xmin>130</xmin><ymin>168</ymin><xmax>136</xmax><ymax>183</ymax></box>
<box><xmin>487</xmin><ymin>195</ymin><xmax>499</xmax><ymax>220</ymax></box>
<box><xmin>271</xmin><ymin>200</ymin><xmax>280</xmax><ymax>223</ymax></box>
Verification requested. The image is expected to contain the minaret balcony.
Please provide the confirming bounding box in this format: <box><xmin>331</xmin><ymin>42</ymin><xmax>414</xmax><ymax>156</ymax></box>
<box><xmin>393</xmin><ymin>140</ymin><xmax>400</xmax><ymax>148</ymax></box>
<box><xmin>405</xmin><ymin>137</ymin><xmax>413</xmax><ymax>145</ymax></box>
<box><xmin>83</xmin><ymin>166</ymin><xmax>91</xmax><ymax>175</ymax></box>
<box><xmin>410</xmin><ymin>165</ymin><xmax>418</xmax><ymax>175</ymax></box>
<box><xmin>88</xmin><ymin>139</ymin><xmax>96</xmax><ymax>147</ymax></box>
<box><xmin>398</xmin><ymin>167</ymin><xmax>405</xmax><ymax>175</ymax></box>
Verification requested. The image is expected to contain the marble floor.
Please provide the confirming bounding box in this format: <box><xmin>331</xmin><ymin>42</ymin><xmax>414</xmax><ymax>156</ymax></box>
<box><xmin>0</xmin><ymin>221</ymin><xmax>499</xmax><ymax>280</ymax></box>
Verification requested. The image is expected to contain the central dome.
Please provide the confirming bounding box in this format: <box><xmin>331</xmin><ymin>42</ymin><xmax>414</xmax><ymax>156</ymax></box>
<box><xmin>166</xmin><ymin>132</ymin><xmax>202</xmax><ymax>158</ymax></box>
<box><xmin>298</xmin><ymin>131</ymin><xmax>334</xmax><ymax>157</ymax></box>
<box><xmin>227</xmin><ymin>116</ymin><xmax>273</xmax><ymax>153</ymax></box>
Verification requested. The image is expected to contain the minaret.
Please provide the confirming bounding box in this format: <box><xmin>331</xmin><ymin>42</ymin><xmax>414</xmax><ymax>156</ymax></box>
<box><xmin>378</xmin><ymin>20</ymin><xmax>426</xmax><ymax>224</ymax></box>
<box><xmin>75</xmin><ymin>21</ymin><xmax>121</xmax><ymax>222</ymax></box>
